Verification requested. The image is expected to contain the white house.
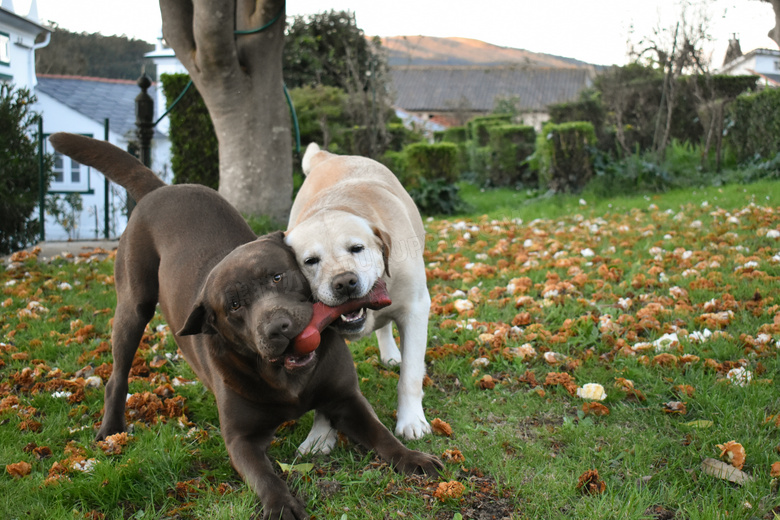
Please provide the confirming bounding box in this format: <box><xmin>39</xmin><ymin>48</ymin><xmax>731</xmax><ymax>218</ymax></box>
<box><xmin>718</xmin><ymin>39</ymin><xmax>780</xmax><ymax>88</ymax></box>
<box><xmin>1</xmin><ymin>0</ymin><xmax>172</xmax><ymax>242</ymax></box>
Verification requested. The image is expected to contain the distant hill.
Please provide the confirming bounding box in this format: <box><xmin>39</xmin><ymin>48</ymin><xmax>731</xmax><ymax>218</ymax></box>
<box><xmin>379</xmin><ymin>36</ymin><xmax>594</xmax><ymax>69</ymax></box>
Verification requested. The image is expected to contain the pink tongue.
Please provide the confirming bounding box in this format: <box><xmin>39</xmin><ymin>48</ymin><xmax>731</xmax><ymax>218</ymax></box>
<box><xmin>293</xmin><ymin>280</ymin><xmax>391</xmax><ymax>354</ymax></box>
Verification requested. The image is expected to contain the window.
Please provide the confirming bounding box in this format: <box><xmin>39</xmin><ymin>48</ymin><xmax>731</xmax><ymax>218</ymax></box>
<box><xmin>49</xmin><ymin>148</ymin><xmax>92</xmax><ymax>194</ymax></box>
<box><xmin>0</xmin><ymin>32</ymin><xmax>10</xmax><ymax>65</ymax></box>
<box><xmin>775</xmin><ymin>60</ymin><xmax>780</xmax><ymax>72</ymax></box>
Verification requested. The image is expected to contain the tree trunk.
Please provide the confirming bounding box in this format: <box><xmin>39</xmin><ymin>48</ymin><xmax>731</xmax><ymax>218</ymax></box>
<box><xmin>770</xmin><ymin>0</ymin><xmax>780</xmax><ymax>49</ymax></box>
<box><xmin>159</xmin><ymin>0</ymin><xmax>292</xmax><ymax>223</ymax></box>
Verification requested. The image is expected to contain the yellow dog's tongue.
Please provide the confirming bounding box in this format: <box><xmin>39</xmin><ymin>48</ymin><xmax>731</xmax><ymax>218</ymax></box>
<box><xmin>293</xmin><ymin>280</ymin><xmax>391</xmax><ymax>354</ymax></box>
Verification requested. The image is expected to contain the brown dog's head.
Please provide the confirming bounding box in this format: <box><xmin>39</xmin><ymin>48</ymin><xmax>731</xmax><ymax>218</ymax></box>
<box><xmin>178</xmin><ymin>232</ymin><xmax>315</xmax><ymax>370</ymax></box>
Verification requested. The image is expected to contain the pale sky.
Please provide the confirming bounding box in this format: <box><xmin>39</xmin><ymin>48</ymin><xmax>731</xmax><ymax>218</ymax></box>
<box><xmin>18</xmin><ymin>0</ymin><xmax>779</xmax><ymax>67</ymax></box>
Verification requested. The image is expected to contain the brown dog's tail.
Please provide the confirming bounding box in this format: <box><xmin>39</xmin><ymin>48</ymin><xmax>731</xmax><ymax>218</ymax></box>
<box><xmin>48</xmin><ymin>132</ymin><xmax>166</xmax><ymax>202</ymax></box>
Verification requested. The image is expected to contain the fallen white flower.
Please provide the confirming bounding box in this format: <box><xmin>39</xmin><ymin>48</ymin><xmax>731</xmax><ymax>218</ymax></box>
<box><xmin>577</xmin><ymin>383</ymin><xmax>607</xmax><ymax>401</ymax></box>
<box><xmin>726</xmin><ymin>367</ymin><xmax>752</xmax><ymax>387</ymax></box>
<box><xmin>653</xmin><ymin>333</ymin><xmax>679</xmax><ymax>352</ymax></box>
<box><xmin>453</xmin><ymin>299</ymin><xmax>474</xmax><ymax>313</ymax></box>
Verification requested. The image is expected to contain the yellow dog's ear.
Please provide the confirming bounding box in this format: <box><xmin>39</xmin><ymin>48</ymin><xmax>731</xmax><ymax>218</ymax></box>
<box><xmin>372</xmin><ymin>227</ymin><xmax>392</xmax><ymax>277</ymax></box>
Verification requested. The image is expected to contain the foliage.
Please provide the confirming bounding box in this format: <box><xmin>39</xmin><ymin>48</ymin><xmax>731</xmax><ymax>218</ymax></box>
<box><xmin>485</xmin><ymin>124</ymin><xmax>536</xmax><ymax>188</ymax></box>
<box><xmin>45</xmin><ymin>193</ymin><xmax>84</xmax><ymax>241</ymax></box>
<box><xmin>402</xmin><ymin>142</ymin><xmax>460</xmax><ymax>187</ymax></box>
<box><xmin>0</xmin><ymin>85</ymin><xmax>50</xmax><ymax>255</ymax></box>
<box><xmin>466</xmin><ymin>115</ymin><xmax>512</xmax><ymax>146</ymax></box>
<box><xmin>35</xmin><ymin>25</ymin><xmax>154</xmax><ymax>80</ymax></box>
<box><xmin>406</xmin><ymin>177</ymin><xmax>470</xmax><ymax>216</ymax></box>
<box><xmin>559</xmin><ymin>64</ymin><xmax>759</xmax><ymax>157</ymax></box>
<box><xmin>159</xmin><ymin>74</ymin><xmax>219</xmax><ymax>189</ymax></box>
<box><xmin>440</xmin><ymin>126</ymin><xmax>468</xmax><ymax>144</ymax></box>
<box><xmin>535</xmin><ymin>121</ymin><xmax>596</xmax><ymax>193</ymax></box>
<box><xmin>284</xmin><ymin>11</ymin><xmax>394</xmax><ymax>158</ymax></box>
<box><xmin>4</xmin><ymin>182</ymin><xmax>780</xmax><ymax>518</ymax></box>
<box><xmin>288</xmin><ymin>85</ymin><xmax>348</xmax><ymax>151</ymax></box>
<box><xmin>727</xmin><ymin>87</ymin><xmax>780</xmax><ymax>163</ymax></box>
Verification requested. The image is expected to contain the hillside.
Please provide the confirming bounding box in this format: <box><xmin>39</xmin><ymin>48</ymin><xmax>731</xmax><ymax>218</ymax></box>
<box><xmin>380</xmin><ymin>35</ymin><xmax>593</xmax><ymax>68</ymax></box>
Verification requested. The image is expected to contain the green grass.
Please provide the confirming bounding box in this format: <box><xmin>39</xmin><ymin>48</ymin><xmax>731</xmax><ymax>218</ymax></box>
<box><xmin>3</xmin><ymin>180</ymin><xmax>780</xmax><ymax>519</ymax></box>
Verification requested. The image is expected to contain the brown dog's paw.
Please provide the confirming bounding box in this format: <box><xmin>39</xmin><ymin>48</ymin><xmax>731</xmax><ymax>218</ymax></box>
<box><xmin>395</xmin><ymin>450</ymin><xmax>444</xmax><ymax>476</ymax></box>
<box><xmin>259</xmin><ymin>495</ymin><xmax>308</xmax><ymax>520</ymax></box>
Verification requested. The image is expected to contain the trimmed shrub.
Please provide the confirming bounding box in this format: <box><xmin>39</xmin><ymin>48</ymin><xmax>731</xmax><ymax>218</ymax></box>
<box><xmin>467</xmin><ymin>115</ymin><xmax>511</xmax><ymax>146</ymax></box>
<box><xmin>536</xmin><ymin>121</ymin><xmax>596</xmax><ymax>193</ymax></box>
<box><xmin>728</xmin><ymin>87</ymin><xmax>780</xmax><ymax>162</ymax></box>
<box><xmin>403</xmin><ymin>142</ymin><xmax>460</xmax><ymax>186</ymax></box>
<box><xmin>407</xmin><ymin>177</ymin><xmax>469</xmax><ymax>216</ymax></box>
<box><xmin>441</xmin><ymin>126</ymin><xmax>468</xmax><ymax>144</ymax></box>
<box><xmin>0</xmin><ymin>85</ymin><xmax>51</xmax><ymax>254</ymax></box>
<box><xmin>486</xmin><ymin>124</ymin><xmax>536</xmax><ymax>187</ymax></box>
<box><xmin>160</xmin><ymin>73</ymin><xmax>219</xmax><ymax>189</ymax></box>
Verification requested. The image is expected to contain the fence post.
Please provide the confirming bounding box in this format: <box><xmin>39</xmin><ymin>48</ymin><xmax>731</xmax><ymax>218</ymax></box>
<box><xmin>128</xmin><ymin>72</ymin><xmax>155</xmax><ymax>216</ymax></box>
<box><xmin>38</xmin><ymin>115</ymin><xmax>45</xmax><ymax>242</ymax></box>
<box><xmin>103</xmin><ymin>118</ymin><xmax>110</xmax><ymax>239</ymax></box>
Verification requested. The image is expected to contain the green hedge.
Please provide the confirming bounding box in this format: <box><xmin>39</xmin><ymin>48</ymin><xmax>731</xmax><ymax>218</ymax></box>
<box><xmin>486</xmin><ymin>124</ymin><xmax>536</xmax><ymax>187</ymax></box>
<box><xmin>467</xmin><ymin>115</ymin><xmax>512</xmax><ymax>146</ymax></box>
<box><xmin>728</xmin><ymin>87</ymin><xmax>780</xmax><ymax>162</ymax></box>
<box><xmin>536</xmin><ymin>121</ymin><xmax>596</xmax><ymax>193</ymax></box>
<box><xmin>160</xmin><ymin>74</ymin><xmax>219</xmax><ymax>189</ymax></box>
<box><xmin>402</xmin><ymin>142</ymin><xmax>459</xmax><ymax>186</ymax></box>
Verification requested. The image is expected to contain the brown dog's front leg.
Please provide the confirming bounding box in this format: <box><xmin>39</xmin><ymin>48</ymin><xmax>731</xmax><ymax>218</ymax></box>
<box><xmin>217</xmin><ymin>399</ymin><xmax>308</xmax><ymax>520</ymax></box>
<box><xmin>323</xmin><ymin>394</ymin><xmax>443</xmax><ymax>476</ymax></box>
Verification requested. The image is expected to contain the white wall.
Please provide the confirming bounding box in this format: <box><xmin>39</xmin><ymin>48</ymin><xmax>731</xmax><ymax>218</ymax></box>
<box><xmin>35</xmin><ymin>91</ymin><xmax>130</xmax><ymax>241</ymax></box>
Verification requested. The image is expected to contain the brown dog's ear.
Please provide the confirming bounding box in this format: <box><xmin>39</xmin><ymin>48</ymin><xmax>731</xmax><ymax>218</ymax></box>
<box><xmin>373</xmin><ymin>227</ymin><xmax>392</xmax><ymax>277</ymax></box>
<box><xmin>177</xmin><ymin>303</ymin><xmax>217</xmax><ymax>336</ymax></box>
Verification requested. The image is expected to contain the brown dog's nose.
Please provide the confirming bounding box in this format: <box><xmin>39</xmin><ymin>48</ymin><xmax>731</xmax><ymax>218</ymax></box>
<box><xmin>332</xmin><ymin>272</ymin><xmax>359</xmax><ymax>297</ymax></box>
<box><xmin>266</xmin><ymin>314</ymin><xmax>293</xmax><ymax>340</ymax></box>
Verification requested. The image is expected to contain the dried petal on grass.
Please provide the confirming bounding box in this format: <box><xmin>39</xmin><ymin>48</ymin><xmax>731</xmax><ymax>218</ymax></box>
<box><xmin>771</xmin><ymin>461</ymin><xmax>780</xmax><ymax>478</ymax></box>
<box><xmin>701</xmin><ymin>458</ymin><xmax>752</xmax><ymax>485</ymax></box>
<box><xmin>717</xmin><ymin>440</ymin><xmax>746</xmax><ymax>470</ymax></box>
<box><xmin>431</xmin><ymin>418</ymin><xmax>453</xmax><ymax>437</ymax></box>
<box><xmin>433</xmin><ymin>480</ymin><xmax>466</xmax><ymax>501</ymax></box>
<box><xmin>576</xmin><ymin>469</ymin><xmax>606</xmax><ymax>495</ymax></box>
<box><xmin>582</xmin><ymin>402</ymin><xmax>610</xmax><ymax>416</ymax></box>
<box><xmin>442</xmin><ymin>449</ymin><xmax>466</xmax><ymax>463</ymax></box>
<box><xmin>544</xmin><ymin>372</ymin><xmax>578</xmax><ymax>396</ymax></box>
<box><xmin>662</xmin><ymin>401</ymin><xmax>687</xmax><ymax>414</ymax></box>
<box><xmin>97</xmin><ymin>432</ymin><xmax>130</xmax><ymax>455</ymax></box>
<box><xmin>614</xmin><ymin>377</ymin><xmax>646</xmax><ymax>401</ymax></box>
<box><xmin>6</xmin><ymin>461</ymin><xmax>32</xmax><ymax>478</ymax></box>
<box><xmin>477</xmin><ymin>375</ymin><xmax>496</xmax><ymax>390</ymax></box>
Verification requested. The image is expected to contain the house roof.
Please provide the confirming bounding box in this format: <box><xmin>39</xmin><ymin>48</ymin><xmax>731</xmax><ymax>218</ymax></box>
<box><xmin>35</xmin><ymin>74</ymin><xmax>164</xmax><ymax>139</ymax></box>
<box><xmin>719</xmin><ymin>48</ymin><xmax>780</xmax><ymax>75</ymax></box>
<box><xmin>0</xmin><ymin>6</ymin><xmax>49</xmax><ymax>35</ymax></box>
<box><xmin>390</xmin><ymin>66</ymin><xmax>594</xmax><ymax>113</ymax></box>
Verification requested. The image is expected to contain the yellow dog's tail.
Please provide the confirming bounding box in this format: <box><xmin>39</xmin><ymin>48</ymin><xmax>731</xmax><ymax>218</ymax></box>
<box><xmin>301</xmin><ymin>142</ymin><xmax>333</xmax><ymax>176</ymax></box>
<box><xmin>48</xmin><ymin>133</ymin><xmax>165</xmax><ymax>203</ymax></box>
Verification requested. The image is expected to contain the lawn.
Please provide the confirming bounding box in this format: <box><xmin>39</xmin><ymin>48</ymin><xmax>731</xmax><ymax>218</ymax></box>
<box><xmin>2</xmin><ymin>181</ymin><xmax>780</xmax><ymax>519</ymax></box>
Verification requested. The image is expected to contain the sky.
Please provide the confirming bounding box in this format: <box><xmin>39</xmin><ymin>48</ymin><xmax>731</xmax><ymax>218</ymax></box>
<box><xmin>17</xmin><ymin>0</ymin><xmax>779</xmax><ymax>67</ymax></box>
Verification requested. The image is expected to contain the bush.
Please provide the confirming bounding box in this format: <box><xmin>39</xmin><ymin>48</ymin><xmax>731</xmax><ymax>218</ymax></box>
<box><xmin>0</xmin><ymin>85</ymin><xmax>51</xmax><ymax>255</ymax></box>
<box><xmin>486</xmin><ymin>124</ymin><xmax>536</xmax><ymax>187</ymax></box>
<box><xmin>407</xmin><ymin>177</ymin><xmax>469</xmax><ymax>216</ymax></box>
<box><xmin>536</xmin><ymin>121</ymin><xmax>596</xmax><ymax>193</ymax></box>
<box><xmin>160</xmin><ymin>73</ymin><xmax>219</xmax><ymax>189</ymax></box>
<box><xmin>467</xmin><ymin>115</ymin><xmax>512</xmax><ymax>146</ymax></box>
<box><xmin>727</xmin><ymin>87</ymin><xmax>780</xmax><ymax>162</ymax></box>
<box><xmin>402</xmin><ymin>142</ymin><xmax>460</xmax><ymax>187</ymax></box>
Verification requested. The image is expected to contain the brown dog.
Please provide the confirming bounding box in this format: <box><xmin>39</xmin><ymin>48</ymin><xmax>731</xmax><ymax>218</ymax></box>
<box><xmin>48</xmin><ymin>134</ymin><xmax>442</xmax><ymax>520</ymax></box>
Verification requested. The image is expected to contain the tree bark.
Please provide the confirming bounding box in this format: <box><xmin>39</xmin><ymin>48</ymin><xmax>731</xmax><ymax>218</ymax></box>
<box><xmin>159</xmin><ymin>0</ymin><xmax>292</xmax><ymax>223</ymax></box>
<box><xmin>770</xmin><ymin>0</ymin><xmax>780</xmax><ymax>49</ymax></box>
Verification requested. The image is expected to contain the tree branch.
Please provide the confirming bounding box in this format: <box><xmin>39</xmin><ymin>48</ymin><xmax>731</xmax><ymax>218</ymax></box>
<box><xmin>159</xmin><ymin>0</ymin><xmax>197</xmax><ymax>73</ymax></box>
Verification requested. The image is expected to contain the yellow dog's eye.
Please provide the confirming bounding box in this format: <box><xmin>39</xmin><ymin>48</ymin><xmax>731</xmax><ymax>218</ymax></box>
<box><xmin>272</xmin><ymin>273</ymin><xmax>283</xmax><ymax>284</ymax></box>
<box><xmin>349</xmin><ymin>244</ymin><xmax>365</xmax><ymax>254</ymax></box>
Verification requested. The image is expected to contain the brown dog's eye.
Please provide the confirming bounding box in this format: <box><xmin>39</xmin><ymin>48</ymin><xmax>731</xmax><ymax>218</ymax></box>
<box><xmin>229</xmin><ymin>299</ymin><xmax>241</xmax><ymax>311</ymax></box>
<box><xmin>272</xmin><ymin>273</ymin><xmax>283</xmax><ymax>284</ymax></box>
